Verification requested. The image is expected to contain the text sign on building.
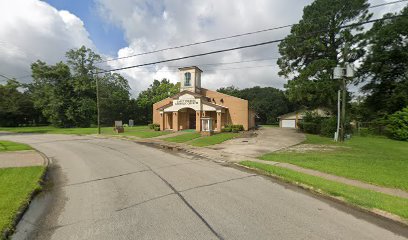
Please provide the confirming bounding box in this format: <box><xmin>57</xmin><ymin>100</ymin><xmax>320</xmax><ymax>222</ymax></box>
<box><xmin>174</xmin><ymin>99</ymin><xmax>199</xmax><ymax>106</ymax></box>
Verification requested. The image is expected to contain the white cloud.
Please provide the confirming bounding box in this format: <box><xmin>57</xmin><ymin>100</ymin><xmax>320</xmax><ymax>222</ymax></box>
<box><xmin>95</xmin><ymin>0</ymin><xmax>407</xmax><ymax>97</ymax></box>
<box><xmin>0</xmin><ymin>0</ymin><xmax>94</xmax><ymax>82</ymax></box>
<box><xmin>2</xmin><ymin>0</ymin><xmax>405</xmax><ymax>97</ymax></box>
<box><xmin>95</xmin><ymin>0</ymin><xmax>313</xmax><ymax>96</ymax></box>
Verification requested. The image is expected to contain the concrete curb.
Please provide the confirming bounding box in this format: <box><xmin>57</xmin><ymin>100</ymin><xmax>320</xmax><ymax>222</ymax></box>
<box><xmin>1</xmin><ymin>148</ymin><xmax>50</xmax><ymax>240</ymax></box>
<box><xmin>235</xmin><ymin>163</ymin><xmax>408</xmax><ymax>228</ymax></box>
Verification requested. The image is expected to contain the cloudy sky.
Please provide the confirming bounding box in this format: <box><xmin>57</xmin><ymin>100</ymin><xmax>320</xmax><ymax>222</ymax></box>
<box><xmin>0</xmin><ymin>0</ymin><xmax>406</xmax><ymax>96</ymax></box>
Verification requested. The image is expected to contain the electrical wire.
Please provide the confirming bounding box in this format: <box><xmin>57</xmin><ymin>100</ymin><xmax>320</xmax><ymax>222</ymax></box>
<box><xmin>97</xmin><ymin>14</ymin><xmax>408</xmax><ymax>74</ymax></box>
<box><xmin>98</xmin><ymin>0</ymin><xmax>408</xmax><ymax>63</ymax></box>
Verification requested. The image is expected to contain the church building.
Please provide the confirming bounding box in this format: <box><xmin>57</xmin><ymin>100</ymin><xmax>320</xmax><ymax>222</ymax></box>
<box><xmin>153</xmin><ymin>66</ymin><xmax>256</xmax><ymax>132</ymax></box>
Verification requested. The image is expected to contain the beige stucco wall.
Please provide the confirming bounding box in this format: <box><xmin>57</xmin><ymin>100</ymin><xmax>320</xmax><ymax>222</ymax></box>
<box><xmin>200</xmin><ymin>88</ymin><xmax>251</xmax><ymax>130</ymax></box>
<box><xmin>153</xmin><ymin>89</ymin><xmax>255</xmax><ymax>131</ymax></box>
<box><xmin>152</xmin><ymin>97</ymin><xmax>172</xmax><ymax>124</ymax></box>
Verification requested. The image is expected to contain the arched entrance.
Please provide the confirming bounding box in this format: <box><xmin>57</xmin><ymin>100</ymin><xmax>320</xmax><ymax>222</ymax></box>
<box><xmin>178</xmin><ymin>108</ymin><xmax>196</xmax><ymax>130</ymax></box>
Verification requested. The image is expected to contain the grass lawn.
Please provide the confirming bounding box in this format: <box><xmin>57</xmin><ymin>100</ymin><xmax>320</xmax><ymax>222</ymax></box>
<box><xmin>163</xmin><ymin>133</ymin><xmax>202</xmax><ymax>143</ymax></box>
<box><xmin>189</xmin><ymin>132</ymin><xmax>240</xmax><ymax>147</ymax></box>
<box><xmin>0</xmin><ymin>166</ymin><xmax>45</xmax><ymax>236</ymax></box>
<box><xmin>0</xmin><ymin>126</ymin><xmax>106</xmax><ymax>134</ymax></box>
<box><xmin>260</xmin><ymin>134</ymin><xmax>408</xmax><ymax>191</ymax></box>
<box><xmin>0</xmin><ymin>141</ymin><xmax>32</xmax><ymax>152</ymax></box>
<box><xmin>240</xmin><ymin>161</ymin><xmax>408</xmax><ymax>220</ymax></box>
<box><xmin>0</xmin><ymin>126</ymin><xmax>171</xmax><ymax>138</ymax></box>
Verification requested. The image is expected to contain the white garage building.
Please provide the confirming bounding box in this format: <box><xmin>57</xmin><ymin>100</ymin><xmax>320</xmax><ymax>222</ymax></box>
<box><xmin>278</xmin><ymin>108</ymin><xmax>330</xmax><ymax>129</ymax></box>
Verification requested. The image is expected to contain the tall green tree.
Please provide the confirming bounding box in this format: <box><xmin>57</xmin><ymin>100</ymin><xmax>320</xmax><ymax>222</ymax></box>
<box><xmin>358</xmin><ymin>6</ymin><xmax>408</xmax><ymax>119</ymax></box>
<box><xmin>65</xmin><ymin>46</ymin><xmax>102</xmax><ymax>126</ymax></box>
<box><xmin>30</xmin><ymin>46</ymin><xmax>132</xmax><ymax>127</ymax></box>
<box><xmin>0</xmin><ymin>79</ymin><xmax>41</xmax><ymax>126</ymax></box>
<box><xmin>98</xmin><ymin>73</ymin><xmax>131</xmax><ymax>125</ymax></box>
<box><xmin>31</xmin><ymin>61</ymin><xmax>75</xmax><ymax>127</ymax></box>
<box><xmin>136</xmin><ymin>79</ymin><xmax>180</xmax><ymax>123</ymax></box>
<box><xmin>278</xmin><ymin>0</ymin><xmax>371</xmax><ymax>110</ymax></box>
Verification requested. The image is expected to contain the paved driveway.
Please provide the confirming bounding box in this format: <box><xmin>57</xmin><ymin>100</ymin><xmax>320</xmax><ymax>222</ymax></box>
<box><xmin>0</xmin><ymin>134</ymin><xmax>406</xmax><ymax>240</ymax></box>
<box><xmin>208</xmin><ymin>127</ymin><xmax>305</xmax><ymax>158</ymax></box>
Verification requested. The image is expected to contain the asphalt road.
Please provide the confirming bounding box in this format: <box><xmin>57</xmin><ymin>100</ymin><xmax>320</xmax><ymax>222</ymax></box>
<box><xmin>1</xmin><ymin>134</ymin><xmax>407</xmax><ymax>240</ymax></box>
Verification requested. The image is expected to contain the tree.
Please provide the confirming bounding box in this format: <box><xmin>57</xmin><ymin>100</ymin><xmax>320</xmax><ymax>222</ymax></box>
<box><xmin>31</xmin><ymin>61</ymin><xmax>75</xmax><ymax>127</ymax></box>
<box><xmin>218</xmin><ymin>86</ymin><xmax>292</xmax><ymax>124</ymax></box>
<box><xmin>0</xmin><ymin>79</ymin><xmax>41</xmax><ymax>126</ymax></box>
<box><xmin>358</xmin><ymin>7</ymin><xmax>408</xmax><ymax>119</ymax></box>
<box><xmin>30</xmin><ymin>46</ymin><xmax>132</xmax><ymax>127</ymax></box>
<box><xmin>98</xmin><ymin>73</ymin><xmax>131</xmax><ymax>125</ymax></box>
<box><xmin>386</xmin><ymin>107</ymin><xmax>408</xmax><ymax>141</ymax></box>
<box><xmin>136</xmin><ymin>79</ymin><xmax>180</xmax><ymax>123</ymax></box>
<box><xmin>277</xmin><ymin>0</ymin><xmax>371</xmax><ymax>110</ymax></box>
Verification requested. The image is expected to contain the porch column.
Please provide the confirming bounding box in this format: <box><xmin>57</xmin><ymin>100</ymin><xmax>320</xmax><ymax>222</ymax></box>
<box><xmin>216</xmin><ymin>111</ymin><xmax>222</xmax><ymax>132</ymax></box>
<box><xmin>159</xmin><ymin>112</ymin><xmax>165</xmax><ymax>131</ymax></box>
<box><xmin>172</xmin><ymin>112</ymin><xmax>179</xmax><ymax>131</ymax></box>
<box><xmin>196</xmin><ymin>110</ymin><xmax>201</xmax><ymax>132</ymax></box>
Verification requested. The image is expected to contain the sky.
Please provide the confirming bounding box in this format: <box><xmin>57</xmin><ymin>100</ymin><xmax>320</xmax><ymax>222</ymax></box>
<box><xmin>0</xmin><ymin>0</ymin><xmax>406</xmax><ymax>97</ymax></box>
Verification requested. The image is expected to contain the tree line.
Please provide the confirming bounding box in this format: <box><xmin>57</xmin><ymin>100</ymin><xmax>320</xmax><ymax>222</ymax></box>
<box><xmin>0</xmin><ymin>46</ymin><xmax>182</xmax><ymax>127</ymax></box>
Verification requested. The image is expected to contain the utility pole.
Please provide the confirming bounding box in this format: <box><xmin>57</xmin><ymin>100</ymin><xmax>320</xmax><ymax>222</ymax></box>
<box><xmin>334</xmin><ymin>43</ymin><xmax>354</xmax><ymax>142</ymax></box>
<box><xmin>340</xmin><ymin>76</ymin><xmax>347</xmax><ymax>142</ymax></box>
<box><xmin>95</xmin><ymin>72</ymin><xmax>101</xmax><ymax>134</ymax></box>
<box><xmin>335</xmin><ymin>90</ymin><xmax>340</xmax><ymax>142</ymax></box>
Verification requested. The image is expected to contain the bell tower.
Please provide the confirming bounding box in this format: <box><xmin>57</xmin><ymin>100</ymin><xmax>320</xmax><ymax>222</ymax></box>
<box><xmin>178</xmin><ymin>66</ymin><xmax>202</xmax><ymax>93</ymax></box>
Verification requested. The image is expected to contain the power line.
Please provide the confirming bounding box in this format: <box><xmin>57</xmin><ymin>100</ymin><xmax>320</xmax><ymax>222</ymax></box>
<box><xmin>369</xmin><ymin>0</ymin><xmax>407</xmax><ymax>8</ymax></box>
<box><xmin>98</xmin><ymin>0</ymin><xmax>408</xmax><ymax>64</ymax></box>
<box><xmin>98</xmin><ymin>25</ymin><xmax>291</xmax><ymax>64</ymax></box>
<box><xmin>109</xmin><ymin>63</ymin><xmax>278</xmax><ymax>73</ymax></box>
<box><xmin>170</xmin><ymin>57</ymin><xmax>279</xmax><ymax>68</ymax></box>
<box><xmin>97</xmin><ymin>14</ymin><xmax>407</xmax><ymax>74</ymax></box>
<box><xmin>119</xmin><ymin>58</ymin><xmax>280</xmax><ymax>72</ymax></box>
<box><xmin>202</xmin><ymin>64</ymin><xmax>277</xmax><ymax>72</ymax></box>
<box><xmin>0</xmin><ymin>74</ymin><xmax>13</xmax><ymax>81</ymax></box>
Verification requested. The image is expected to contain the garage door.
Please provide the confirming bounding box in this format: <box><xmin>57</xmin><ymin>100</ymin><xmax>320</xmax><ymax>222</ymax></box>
<box><xmin>281</xmin><ymin>119</ymin><xmax>296</xmax><ymax>128</ymax></box>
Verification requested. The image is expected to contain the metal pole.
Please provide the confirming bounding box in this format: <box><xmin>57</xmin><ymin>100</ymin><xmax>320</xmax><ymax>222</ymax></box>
<box><xmin>340</xmin><ymin>77</ymin><xmax>346</xmax><ymax>142</ymax></box>
<box><xmin>95</xmin><ymin>72</ymin><xmax>101</xmax><ymax>134</ymax></box>
<box><xmin>335</xmin><ymin>90</ymin><xmax>340</xmax><ymax>142</ymax></box>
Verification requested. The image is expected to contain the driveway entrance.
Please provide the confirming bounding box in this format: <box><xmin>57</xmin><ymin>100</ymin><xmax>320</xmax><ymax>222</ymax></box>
<box><xmin>208</xmin><ymin>127</ymin><xmax>306</xmax><ymax>157</ymax></box>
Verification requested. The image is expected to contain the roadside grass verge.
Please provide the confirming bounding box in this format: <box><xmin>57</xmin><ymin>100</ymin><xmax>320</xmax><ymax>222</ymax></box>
<box><xmin>260</xmin><ymin>134</ymin><xmax>408</xmax><ymax>191</ymax></box>
<box><xmin>163</xmin><ymin>133</ymin><xmax>201</xmax><ymax>143</ymax></box>
<box><xmin>120</xmin><ymin>130</ymin><xmax>172</xmax><ymax>138</ymax></box>
<box><xmin>240</xmin><ymin>161</ymin><xmax>408</xmax><ymax>220</ymax></box>
<box><xmin>189</xmin><ymin>132</ymin><xmax>240</xmax><ymax>147</ymax></box>
<box><xmin>0</xmin><ymin>126</ymin><xmax>171</xmax><ymax>138</ymax></box>
<box><xmin>0</xmin><ymin>126</ymin><xmax>108</xmax><ymax>134</ymax></box>
<box><xmin>0</xmin><ymin>141</ymin><xmax>32</xmax><ymax>152</ymax></box>
<box><xmin>0</xmin><ymin>166</ymin><xmax>45</xmax><ymax>237</ymax></box>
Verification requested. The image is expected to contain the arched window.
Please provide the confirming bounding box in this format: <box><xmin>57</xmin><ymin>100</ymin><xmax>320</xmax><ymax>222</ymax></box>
<box><xmin>184</xmin><ymin>72</ymin><xmax>191</xmax><ymax>86</ymax></box>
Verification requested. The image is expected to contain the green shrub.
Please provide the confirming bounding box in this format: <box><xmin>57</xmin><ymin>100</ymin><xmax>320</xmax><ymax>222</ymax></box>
<box><xmin>301</xmin><ymin>122</ymin><xmax>320</xmax><ymax>134</ymax></box>
<box><xmin>320</xmin><ymin>117</ymin><xmax>337</xmax><ymax>137</ymax></box>
<box><xmin>358</xmin><ymin>128</ymin><xmax>372</xmax><ymax>137</ymax></box>
<box><xmin>386</xmin><ymin>107</ymin><xmax>408</xmax><ymax>141</ymax></box>
<box><xmin>149</xmin><ymin>123</ymin><xmax>160</xmax><ymax>130</ymax></box>
<box><xmin>222</xmin><ymin>127</ymin><xmax>232</xmax><ymax>132</ymax></box>
<box><xmin>232</xmin><ymin>125</ymin><xmax>244</xmax><ymax>131</ymax></box>
<box><xmin>298</xmin><ymin>111</ymin><xmax>323</xmax><ymax>134</ymax></box>
<box><xmin>154</xmin><ymin>126</ymin><xmax>160</xmax><ymax>131</ymax></box>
